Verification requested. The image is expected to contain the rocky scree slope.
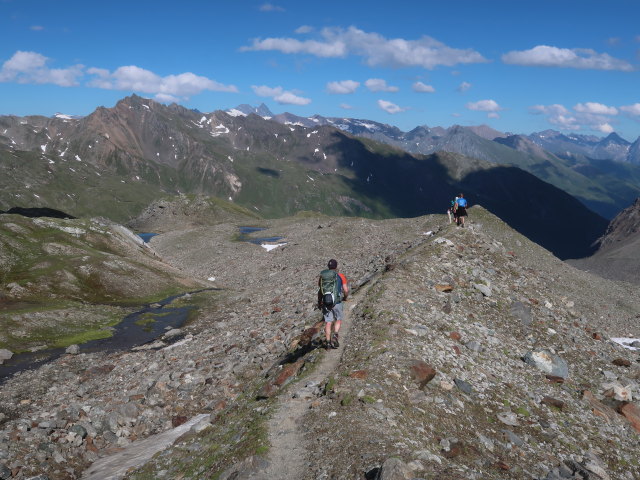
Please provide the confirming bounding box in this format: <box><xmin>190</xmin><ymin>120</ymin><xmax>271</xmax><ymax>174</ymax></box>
<box><xmin>1</xmin><ymin>208</ymin><xmax>638</xmax><ymax>479</ymax></box>
<box><xmin>0</xmin><ymin>210</ymin><xmax>428</xmax><ymax>479</ymax></box>
<box><xmin>135</xmin><ymin>207</ymin><xmax>640</xmax><ymax>480</ymax></box>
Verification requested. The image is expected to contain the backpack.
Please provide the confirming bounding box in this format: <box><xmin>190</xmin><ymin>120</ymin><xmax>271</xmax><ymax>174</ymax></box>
<box><xmin>457</xmin><ymin>198</ymin><xmax>467</xmax><ymax>208</ymax></box>
<box><xmin>319</xmin><ymin>269</ymin><xmax>341</xmax><ymax>310</ymax></box>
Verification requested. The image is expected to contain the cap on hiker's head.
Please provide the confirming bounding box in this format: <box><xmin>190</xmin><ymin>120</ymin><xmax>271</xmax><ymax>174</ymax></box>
<box><xmin>328</xmin><ymin>259</ymin><xmax>338</xmax><ymax>269</ymax></box>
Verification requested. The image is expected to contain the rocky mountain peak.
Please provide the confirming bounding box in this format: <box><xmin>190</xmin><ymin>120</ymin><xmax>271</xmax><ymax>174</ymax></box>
<box><xmin>597</xmin><ymin>196</ymin><xmax>640</xmax><ymax>250</ymax></box>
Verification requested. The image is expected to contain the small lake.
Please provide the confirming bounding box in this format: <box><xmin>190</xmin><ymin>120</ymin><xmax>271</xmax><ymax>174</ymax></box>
<box><xmin>138</xmin><ymin>232</ymin><xmax>158</xmax><ymax>243</ymax></box>
<box><xmin>238</xmin><ymin>226</ymin><xmax>283</xmax><ymax>245</ymax></box>
<box><xmin>0</xmin><ymin>289</ymin><xmax>215</xmax><ymax>384</ymax></box>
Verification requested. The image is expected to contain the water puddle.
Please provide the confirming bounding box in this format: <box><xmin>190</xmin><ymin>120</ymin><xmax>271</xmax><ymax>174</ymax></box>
<box><xmin>0</xmin><ymin>289</ymin><xmax>216</xmax><ymax>383</ymax></box>
<box><xmin>137</xmin><ymin>232</ymin><xmax>158</xmax><ymax>243</ymax></box>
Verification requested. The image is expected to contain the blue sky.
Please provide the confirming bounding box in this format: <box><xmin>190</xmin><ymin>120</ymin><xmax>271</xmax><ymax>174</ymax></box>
<box><xmin>2</xmin><ymin>0</ymin><xmax>640</xmax><ymax>140</ymax></box>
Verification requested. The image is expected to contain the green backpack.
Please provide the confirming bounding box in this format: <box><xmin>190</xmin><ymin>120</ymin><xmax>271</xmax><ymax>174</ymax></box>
<box><xmin>319</xmin><ymin>269</ymin><xmax>340</xmax><ymax>310</ymax></box>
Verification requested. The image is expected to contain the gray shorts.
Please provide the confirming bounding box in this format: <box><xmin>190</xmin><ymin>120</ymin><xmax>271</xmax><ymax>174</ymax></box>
<box><xmin>323</xmin><ymin>302</ymin><xmax>343</xmax><ymax>323</ymax></box>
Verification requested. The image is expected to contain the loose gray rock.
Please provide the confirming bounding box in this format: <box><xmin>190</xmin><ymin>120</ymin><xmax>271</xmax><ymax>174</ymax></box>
<box><xmin>522</xmin><ymin>350</ymin><xmax>569</xmax><ymax>378</ymax></box>
<box><xmin>511</xmin><ymin>301</ymin><xmax>532</xmax><ymax>327</ymax></box>
<box><xmin>454</xmin><ymin>378</ymin><xmax>473</xmax><ymax>395</ymax></box>
<box><xmin>66</xmin><ymin>344</ymin><xmax>80</xmax><ymax>355</ymax></box>
<box><xmin>0</xmin><ymin>349</ymin><xmax>13</xmax><ymax>364</ymax></box>
<box><xmin>472</xmin><ymin>283</ymin><xmax>492</xmax><ymax>297</ymax></box>
<box><xmin>376</xmin><ymin>457</ymin><xmax>412</xmax><ymax>480</ymax></box>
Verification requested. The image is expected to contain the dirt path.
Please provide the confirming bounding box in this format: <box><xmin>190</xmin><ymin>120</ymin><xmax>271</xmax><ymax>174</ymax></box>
<box><xmin>255</xmin><ymin>288</ymin><xmax>367</xmax><ymax>479</ymax></box>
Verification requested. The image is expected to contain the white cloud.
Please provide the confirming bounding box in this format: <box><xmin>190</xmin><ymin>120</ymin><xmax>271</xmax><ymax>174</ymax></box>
<box><xmin>574</xmin><ymin>102</ymin><xmax>618</xmax><ymax>115</ymax></box>
<box><xmin>457</xmin><ymin>81</ymin><xmax>471</xmax><ymax>92</ymax></box>
<box><xmin>365</xmin><ymin>78</ymin><xmax>398</xmax><ymax>92</ymax></box>
<box><xmin>87</xmin><ymin>65</ymin><xmax>237</xmax><ymax>98</ymax></box>
<box><xmin>252</xmin><ymin>84</ymin><xmax>311</xmax><ymax>105</ymax></box>
<box><xmin>0</xmin><ymin>50</ymin><xmax>83</xmax><ymax>86</ymax></box>
<box><xmin>242</xmin><ymin>26</ymin><xmax>487</xmax><ymax>69</ymax></box>
<box><xmin>502</xmin><ymin>45</ymin><xmax>633</xmax><ymax>71</ymax></box>
<box><xmin>259</xmin><ymin>3</ymin><xmax>285</xmax><ymax>12</ymax></box>
<box><xmin>326</xmin><ymin>80</ymin><xmax>360</xmax><ymax>94</ymax></box>
<box><xmin>466</xmin><ymin>99</ymin><xmax>501</xmax><ymax>112</ymax></box>
<box><xmin>530</xmin><ymin>103</ymin><xmax>619</xmax><ymax>133</ymax></box>
<box><xmin>340</xmin><ymin>103</ymin><xmax>353</xmax><ymax>110</ymax></box>
<box><xmin>274</xmin><ymin>91</ymin><xmax>311</xmax><ymax>105</ymax></box>
<box><xmin>295</xmin><ymin>25</ymin><xmax>314</xmax><ymax>34</ymax></box>
<box><xmin>252</xmin><ymin>85</ymin><xmax>283</xmax><ymax>97</ymax></box>
<box><xmin>377</xmin><ymin>99</ymin><xmax>407</xmax><ymax>114</ymax></box>
<box><xmin>620</xmin><ymin>103</ymin><xmax>640</xmax><ymax>116</ymax></box>
<box><xmin>466</xmin><ymin>99</ymin><xmax>502</xmax><ymax>119</ymax></box>
<box><xmin>412</xmin><ymin>81</ymin><xmax>435</xmax><ymax>93</ymax></box>
<box><xmin>30</xmin><ymin>25</ymin><xmax>44</xmax><ymax>31</ymax></box>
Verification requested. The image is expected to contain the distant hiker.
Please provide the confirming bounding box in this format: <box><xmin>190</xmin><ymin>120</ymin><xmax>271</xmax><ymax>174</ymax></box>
<box><xmin>454</xmin><ymin>193</ymin><xmax>468</xmax><ymax>227</ymax></box>
<box><xmin>318</xmin><ymin>259</ymin><xmax>348</xmax><ymax>349</ymax></box>
<box><xmin>447</xmin><ymin>197</ymin><xmax>458</xmax><ymax>224</ymax></box>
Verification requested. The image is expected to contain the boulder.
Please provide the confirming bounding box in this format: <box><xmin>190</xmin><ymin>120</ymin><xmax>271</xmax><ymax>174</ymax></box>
<box><xmin>523</xmin><ymin>350</ymin><xmax>569</xmax><ymax>379</ymax></box>
<box><xmin>0</xmin><ymin>349</ymin><xmax>13</xmax><ymax>364</ymax></box>
<box><xmin>376</xmin><ymin>457</ymin><xmax>412</xmax><ymax>480</ymax></box>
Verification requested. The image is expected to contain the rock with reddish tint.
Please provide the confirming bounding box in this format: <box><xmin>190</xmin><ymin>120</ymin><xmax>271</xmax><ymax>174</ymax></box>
<box><xmin>449</xmin><ymin>331</ymin><xmax>462</xmax><ymax>341</ymax></box>
<box><xmin>257</xmin><ymin>358</ymin><xmax>305</xmax><ymax>399</ymax></box>
<box><xmin>541</xmin><ymin>396</ymin><xmax>565</xmax><ymax>411</ymax></box>
<box><xmin>171</xmin><ymin>416</ymin><xmax>188</xmax><ymax>427</ymax></box>
<box><xmin>435</xmin><ymin>284</ymin><xmax>453</xmax><ymax>293</ymax></box>
<box><xmin>612</xmin><ymin>358</ymin><xmax>631</xmax><ymax>367</ymax></box>
<box><xmin>620</xmin><ymin>403</ymin><xmax>640</xmax><ymax>433</ymax></box>
<box><xmin>409</xmin><ymin>361</ymin><xmax>436</xmax><ymax>389</ymax></box>
<box><xmin>349</xmin><ymin>370</ymin><xmax>368</xmax><ymax>379</ymax></box>
<box><xmin>582</xmin><ymin>391</ymin><xmax>620</xmax><ymax>424</ymax></box>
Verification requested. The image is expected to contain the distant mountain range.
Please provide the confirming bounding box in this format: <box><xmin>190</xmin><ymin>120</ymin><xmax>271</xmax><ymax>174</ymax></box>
<box><xmin>226</xmin><ymin>105</ymin><xmax>640</xmax><ymax>220</ymax></box>
<box><xmin>0</xmin><ymin>95</ymin><xmax>610</xmax><ymax>258</ymax></box>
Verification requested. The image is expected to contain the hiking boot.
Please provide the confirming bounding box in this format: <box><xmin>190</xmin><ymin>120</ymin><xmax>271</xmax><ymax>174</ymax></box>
<box><xmin>331</xmin><ymin>333</ymin><xmax>339</xmax><ymax>348</ymax></box>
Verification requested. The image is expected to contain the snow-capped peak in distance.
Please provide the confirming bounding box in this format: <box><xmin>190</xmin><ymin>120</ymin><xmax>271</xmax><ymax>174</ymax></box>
<box><xmin>53</xmin><ymin>113</ymin><xmax>82</xmax><ymax>120</ymax></box>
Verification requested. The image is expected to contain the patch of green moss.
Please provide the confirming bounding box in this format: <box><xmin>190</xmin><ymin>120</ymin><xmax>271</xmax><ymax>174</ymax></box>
<box><xmin>360</xmin><ymin>395</ymin><xmax>376</xmax><ymax>404</ymax></box>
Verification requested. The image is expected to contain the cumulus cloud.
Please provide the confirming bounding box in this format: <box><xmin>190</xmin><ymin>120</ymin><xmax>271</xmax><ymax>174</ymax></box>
<box><xmin>377</xmin><ymin>99</ymin><xmax>407</xmax><ymax>114</ymax></box>
<box><xmin>87</xmin><ymin>65</ymin><xmax>238</xmax><ymax>99</ymax></box>
<box><xmin>326</xmin><ymin>79</ymin><xmax>360</xmax><ymax>94</ymax></box>
<box><xmin>620</xmin><ymin>103</ymin><xmax>640</xmax><ymax>116</ymax></box>
<box><xmin>274</xmin><ymin>91</ymin><xmax>311</xmax><ymax>105</ymax></box>
<box><xmin>574</xmin><ymin>102</ymin><xmax>618</xmax><ymax>115</ymax></box>
<box><xmin>365</xmin><ymin>78</ymin><xmax>398</xmax><ymax>92</ymax></box>
<box><xmin>412</xmin><ymin>81</ymin><xmax>435</xmax><ymax>93</ymax></box>
<box><xmin>530</xmin><ymin>103</ymin><xmax>618</xmax><ymax>133</ymax></box>
<box><xmin>252</xmin><ymin>85</ymin><xmax>283</xmax><ymax>97</ymax></box>
<box><xmin>502</xmin><ymin>45</ymin><xmax>634</xmax><ymax>71</ymax></box>
<box><xmin>466</xmin><ymin>99</ymin><xmax>502</xmax><ymax>119</ymax></box>
<box><xmin>242</xmin><ymin>26</ymin><xmax>488</xmax><ymax>69</ymax></box>
<box><xmin>457</xmin><ymin>81</ymin><xmax>471</xmax><ymax>92</ymax></box>
<box><xmin>0</xmin><ymin>50</ymin><xmax>83</xmax><ymax>86</ymax></box>
<box><xmin>252</xmin><ymin>84</ymin><xmax>311</xmax><ymax>105</ymax></box>
<box><xmin>340</xmin><ymin>103</ymin><xmax>353</xmax><ymax>110</ymax></box>
<box><xmin>466</xmin><ymin>99</ymin><xmax>501</xmax><ymax>112</ymax></box>
<box><xmin>259</xmin><ymin>3</ymin><xmax>285</xmax><ymax>12</ymax></box>
<box><xmin>295</xmin><ymin>25</ymin><xmax>314</xmax><ymax>34</ymax></box>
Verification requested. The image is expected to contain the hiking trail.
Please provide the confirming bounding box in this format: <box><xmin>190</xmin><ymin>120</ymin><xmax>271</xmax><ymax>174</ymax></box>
<box><xmin>255</xmin><ymin>281</ymin><xmax>374</xmax><ymax>479</ymax></box>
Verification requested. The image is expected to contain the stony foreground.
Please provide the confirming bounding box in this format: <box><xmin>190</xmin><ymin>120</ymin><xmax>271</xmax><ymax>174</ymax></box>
<box><xmin>1</xmin><ymin>207</ymin><xmax>640</xmax><ymax>479</ymax></box>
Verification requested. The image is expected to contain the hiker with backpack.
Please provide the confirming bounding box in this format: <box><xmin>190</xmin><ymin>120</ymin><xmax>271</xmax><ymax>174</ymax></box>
<box><xmin>318</xmin><ymin>259</ymin><xmax>349</xmax><ymax>349</ymax></box>
<box><xmin>454</xmin><ymin>193</ymin><xmax>468</xmax><ymax>227</ymax></box>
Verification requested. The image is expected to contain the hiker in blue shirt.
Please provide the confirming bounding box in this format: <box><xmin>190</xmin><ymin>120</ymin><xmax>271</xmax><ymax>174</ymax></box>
<box><xmin>454</xmin><ymin>193</ymin><xmax>468</xmax><ymax>227</ymax></box>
